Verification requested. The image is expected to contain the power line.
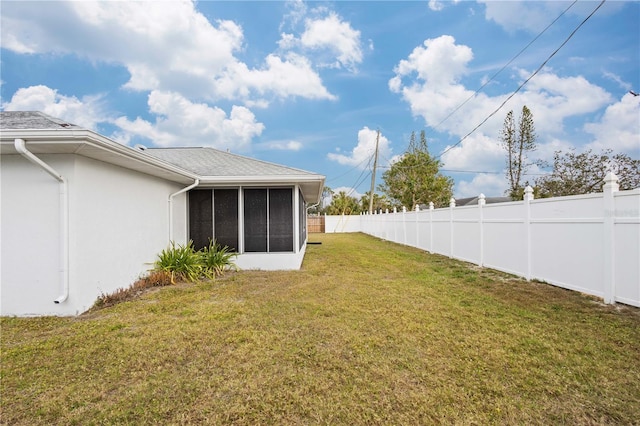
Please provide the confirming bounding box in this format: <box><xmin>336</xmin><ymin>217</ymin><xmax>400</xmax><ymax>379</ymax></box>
<box><xmin>430</xmin><ymin>0</ymin><xmax>578</xmax><ymax>134</ymax></box>
<box><xmin>437</xmin><ymin>0</ymin><xmax>606</xmax><ymax>159</ymax></box>
<box><xmin>325</xmin><ymin>0</ymin><xmax>605</xmax><ymax>187</ymax></box>
<box><xmin>325</xmin><ymin>150</ymin><xmax>373</xmax><ymax>183</ymax></box>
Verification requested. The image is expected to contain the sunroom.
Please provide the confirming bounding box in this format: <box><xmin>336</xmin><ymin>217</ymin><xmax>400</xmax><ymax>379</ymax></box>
<box><xmin>145</xmin><ymin>147</ymin><xmax>325</xmax><ymax>271</ymax></box>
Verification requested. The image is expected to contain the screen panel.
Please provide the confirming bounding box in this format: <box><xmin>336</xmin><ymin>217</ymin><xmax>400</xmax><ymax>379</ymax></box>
<box><xmin>189</xmin><ymin>190</ymin><xmax>213</xmax><ymax>251</ymax></box>
<box><xmin>299</xmin><ymin>189</ymin><xmax>306</xmax><ymax>250</ymax></box>
<box><xmin>269</xmin><ymin>188</ymin><xmax>293</xmax><ymax>252</ymax></box>
<box><xmin>244</xmin><ymin>189</ymin><xmax>268</xmax><ymax>252</ymax></box>
<box><xmin>214</xmin><ymin>189</ymin><xmax>238</xmax><ymax>252</ymax></box>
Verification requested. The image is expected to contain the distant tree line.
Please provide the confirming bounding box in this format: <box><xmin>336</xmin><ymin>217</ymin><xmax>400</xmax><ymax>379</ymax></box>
<box><xmin>320</xmin><ymin>107</ymin><xmax>638</xmax><ymax>215</ymax></box>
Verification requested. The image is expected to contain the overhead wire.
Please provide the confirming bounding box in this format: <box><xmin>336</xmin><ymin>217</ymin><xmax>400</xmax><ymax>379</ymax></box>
<box><xmin>323</xmin><ymin>0</ymin><xmax>606</xmax><ymax>192</ymax></box>
<box><xmin>325</xmin><ymin>151</ymin><xmax>374</xmax><ymax>183</ymax></box>
<box><xmin>429</xmin><ymin>0</ymin><xmax>578</xmax><ymax>134</ymax></box>
<box><xmin>436</xmin><ymin>0</ymin><xmax>606</xmax><ymax>159</ymax></box>
<box><xmin>360</xmin><ymin>0</ymin><xmax>585</xmax><ymax>177</ymax></box>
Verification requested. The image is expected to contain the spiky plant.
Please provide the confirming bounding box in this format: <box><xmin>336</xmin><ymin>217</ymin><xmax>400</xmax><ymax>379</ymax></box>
<box><xmin>201</xmin><ymin>239</ymin><xmax>238</xmax><ymax>278</ymax></box>
<box><xmin>154</xmin><ymin>241</ymin><xmax>203</xmax><ymax>283</ymax></box>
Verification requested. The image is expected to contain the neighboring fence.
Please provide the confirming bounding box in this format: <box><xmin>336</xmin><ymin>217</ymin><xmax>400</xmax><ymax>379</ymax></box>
<box><xmin>325</xmin><ymin>173</ymin><xmax>640</xmax><ymax>307</ymax></box>
<box><xmin>307</xmin><ymin>215</ymin><xmax>325</xmax><ymax>233</ymax></box>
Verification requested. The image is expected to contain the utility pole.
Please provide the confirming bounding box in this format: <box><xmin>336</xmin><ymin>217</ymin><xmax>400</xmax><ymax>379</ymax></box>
<box><xmin>368</xmin><ymin>129</ymin><xmax>380</xmax><ymax>214</ymax></box>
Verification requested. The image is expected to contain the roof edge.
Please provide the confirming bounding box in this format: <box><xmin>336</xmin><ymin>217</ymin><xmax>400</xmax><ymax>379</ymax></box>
<box><xmin>0</xmin><ymin>128</ymin><xmax>199</xmax><ymax>183</ymax></box>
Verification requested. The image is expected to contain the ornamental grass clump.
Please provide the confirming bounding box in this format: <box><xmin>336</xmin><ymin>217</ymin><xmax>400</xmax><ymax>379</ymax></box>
<box><xmin>201</xmin><ymin>239</ymin><xmax>237</xmax><ymax>278</ymax></box>
<box><xmin>154</xmin><ymin>240</ymin><xmax>237</xmax><ymax>283</ymax></box>
<box><xmin>154</xmin><ymin>241</ymin><xmax>203</xmax><ymax>283</ymax></box>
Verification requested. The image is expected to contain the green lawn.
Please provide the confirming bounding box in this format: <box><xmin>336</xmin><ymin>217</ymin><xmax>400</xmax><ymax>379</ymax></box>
<box><xmin>2</xmin><ymin>233</ymin><xmax>639</xmax><ymax>425</ymax></box>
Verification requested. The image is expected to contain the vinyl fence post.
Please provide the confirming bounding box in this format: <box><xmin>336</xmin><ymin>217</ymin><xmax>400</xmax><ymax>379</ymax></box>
<box><xmin>415</xmin><ymin>204</ymin><xmax>420</xmax><ymax>249</ymax></box>
<box><xmin>450</xmin><ymin>198</ymin><xmax>456</xmax><ymax>257</ymax></box>
<box><xmin>524</xmin><ymin>186</ymin><xmax>534</xmax><ymax>281</ymax></box>
<box><xmin>402</xmin><ymin>206</ymin><xmax>407</xmax><ymax>245</ymax></box>
<box><xmin>603</xmin><ymin>172</ymin><xmax>619</xmax><ymax>304</ymax></box>
<box><xmin>393</xmin><ymin>207</ymin><xmax>397</xmax><ymax>243</ymax></box>
<box><xmin>429</xmin><ymin>202</ymin><xmax>434</xmax><ymax>253</ymax></box>
<box><xmin>478</xmin><ymin>194</ymin><xmax>486</xmax><ymax>267</ymax></box>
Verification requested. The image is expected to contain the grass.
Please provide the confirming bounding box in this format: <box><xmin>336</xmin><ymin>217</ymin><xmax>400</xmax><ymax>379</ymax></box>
<box><xmin>2</xmin><ymin>233</ymin><xmax>639</xmax><ymax>424</ymax></box>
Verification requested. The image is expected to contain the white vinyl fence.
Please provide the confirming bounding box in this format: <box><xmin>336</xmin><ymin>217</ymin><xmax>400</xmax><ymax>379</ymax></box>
<box><xmin>325</xmin><ymin>173</ymin><xmax>640</xmax><ymax>307</ymax></box>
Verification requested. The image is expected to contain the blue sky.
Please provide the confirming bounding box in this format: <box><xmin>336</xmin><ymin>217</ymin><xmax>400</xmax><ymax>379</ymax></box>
<box><xmin>2</xmin><ymin>0</ymin><xmax>639</xmax><ymax>200</ymax></box>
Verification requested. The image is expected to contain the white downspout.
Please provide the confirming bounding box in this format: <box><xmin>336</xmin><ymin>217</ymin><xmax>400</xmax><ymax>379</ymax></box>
<box><xmin>169</xmin><ymin>179</ymin><xmax>199</xmax><ymax>242</ymax></box>
<box><xmin>14</xmin><ymin>138</ymin><xmax>69</xmax><ymax>304</ymax></box>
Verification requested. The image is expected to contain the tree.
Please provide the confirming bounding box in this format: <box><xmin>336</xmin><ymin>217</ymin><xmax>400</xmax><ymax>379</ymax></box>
<box><xmin>359</xmin><ymin>191</ymin><xmax>392</xmax><ymax>213</ymax></box>
<box><xmin>326</xmin><ymin>191</ymin><xmax>361</xmax><ymax>215</ymax></box>
<box><xmin>379</xmin><ymin>130</ymin><xmax>454</xmax><ymax>209</ymax></box>
<box><xmin>501</xmin><ymin>106</ymin><xmax>537</xmax><ymax>200</ymax></box>
<box><xmin>535</xmin><ymin>148</ymin><xmax>640</xmax><ymax>197</ymax></box>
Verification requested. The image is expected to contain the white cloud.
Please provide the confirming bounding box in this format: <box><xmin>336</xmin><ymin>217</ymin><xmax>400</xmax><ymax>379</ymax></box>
<box><xmin>299</xmin><ymin>13</ymin><xmax>363</xmax><ymax>71</ymax></box>
<box><xmin>2</xmin><ymin>85</ymin><xmax>106</xmax><ymax>130</ymax></box>
<box><xmin>263</xmin><ymin>140</ymin><xmax>303</xmax><ymax>151</ymax></box>
<box><xmin>584</xmin><ymin>93</ymin><xmax>640</xmax><ymax>157</ymax></box>
<box><xmin>327</xmin><ymin>127</ymin><xmax>391</xmax><ymax>168</ymax></box>
<box><xmin>390</xmin><ymin>35</ymin><xmax>618</xmax><ymax>165</ymax></box>
<box><xmin>602</xmin><ymin>71</ymin><xmax>632</xmax><ymax>92</ymax></box>
<box><xmin>114</xmin><ymin>90</ymin><xmax>264</xmax><ymax>149</ymax></box>
<box><xmin>278</xmin><ymin>6</ymin><xmax>364</xmax><ymax>72</ymax></box>
<box><xmin>454</xmin><ymin>173</ymin><xmax>507</xmax><ymax>199</ymax></box>
<box><xmin>389</xmin><ymin>34</ymin><xmax>631</xmax><ymax>199</ymax></box>
<box><xmin>228</xmin><ymin>53</ymin><xmax>337</xmax><ymax>102</ymax></box>
<box><xmin>0</xmin><ymin>0</ymin><xmax>334</xmax><ymax>104</ymax></box>
<box><xmin>428</xmin><ymin>0</ymin><xmax>461</xmax><ymax>12</ymax></box>
<box><xmin>440</xmin><ymin>133</ymin><xmax>503</xmax><ymax>172</ymax></box>
<box><xmin>391</xmin><ymin>35</ymin><xmax>473</xmax><ymax>88</ymax></box>
<box><xmin>479</xmin><ymin>1</ymin><xmax>625</xmax><ymax>34</ymax></box>
<box><xmin>428</xmin><ymin>1</ymin><xmax>445</xmax><ymax>12</ymax></box>
<box><xmin>479</xmin><ymin>0</ymin><xmax>560</xmax><ymax>33</ymax></box>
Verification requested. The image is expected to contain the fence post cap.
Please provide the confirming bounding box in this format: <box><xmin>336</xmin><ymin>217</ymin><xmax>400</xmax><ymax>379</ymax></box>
<box><xmin>429</xmin><ymin>202</ymin><xmax>434</xmax><ymax>210</ymax></box>
<box><xmin>603</xmin><ymin>172</ymin><xmax>619</xmax><ymax>193</ymax></box>
<box><xmin>524</xmin><ymin>186</ymin><xmax>534</xmax><ymax>201</ymax></box>
<box><xmin>478</xmin><ymin>194</ymin><xmax>486</xmax><ymax>205</ymax></box>
<box><xmin>450</xmin><ymin>198</ymin><xmax>456</xmax><ymax>208</ymax></box>
<box><xmin>604</xmin><ymin>172</ymin><xmax>619</xmax><ymax>184</ymax></box>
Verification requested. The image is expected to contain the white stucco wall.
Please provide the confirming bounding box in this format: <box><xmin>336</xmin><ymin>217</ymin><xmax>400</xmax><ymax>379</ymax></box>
<box><xmin>1</xmin><ymin>154</ymin><xmax>67</xmax><ymax>316</ymax></box>
<box><xmin>1</xmin><ymin>153</ymin><xmax>186</xmax><ymax>316</ymax></box>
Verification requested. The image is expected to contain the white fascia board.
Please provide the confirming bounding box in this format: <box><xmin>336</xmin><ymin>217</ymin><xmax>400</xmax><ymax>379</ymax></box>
<box><xmin>1</xmin><ymin>129</ymin><xmax>198</xmax><ymax>184</ymax></box>
<box><xmin>197</xmin><ymin>174</ymin><xmax>324</xmax><ymax>184</ymax></box>
<box><xmin>198</xmin><ymin>174</ymin><xmax>325</xmax><ymax>204</ymax></box>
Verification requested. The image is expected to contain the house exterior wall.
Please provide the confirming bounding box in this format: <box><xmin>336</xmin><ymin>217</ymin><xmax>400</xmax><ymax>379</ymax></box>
<box><xmin>1</xmin><ymin>153</ymin><xmax>185</xmax><ymax>316</ymax></box>
<box><xmin>1</xmin><ymin>154</ymin><xmax>68</xmax><ymax>316</ymax></box>
<box><xmin>70</xmin><ymin>156</ymin><xmax>185</xmax><ymax>314</ymax></box>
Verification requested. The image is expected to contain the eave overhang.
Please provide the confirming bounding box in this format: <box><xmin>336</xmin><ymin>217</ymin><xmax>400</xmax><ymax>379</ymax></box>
<box><xmin>0</xmin><ymin>129</ymin><xmax>198</xmax><ymax>185</ymax></box>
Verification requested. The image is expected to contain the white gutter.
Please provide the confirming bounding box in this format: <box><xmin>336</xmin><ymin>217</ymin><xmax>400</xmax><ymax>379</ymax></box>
<box><xmin>168</xmin><ymin>179</ymin><xmax>199</xmax><ymax>242</ymax></box>
<box><xmin>14</xmin><ymin>138</ymin><xmax>69</xmax><ymax>304</ymax></box>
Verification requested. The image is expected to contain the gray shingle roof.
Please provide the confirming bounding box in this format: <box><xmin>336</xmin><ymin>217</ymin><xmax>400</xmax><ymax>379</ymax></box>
<box><xmin>145</xmin><ymin>147</ymin><xmax>321</xmax><ymax>178</ymax></box>
<box><xmin>0</xmin><ymin>111</ymin><xmax>82</xmax><ymax>130</ymax></box>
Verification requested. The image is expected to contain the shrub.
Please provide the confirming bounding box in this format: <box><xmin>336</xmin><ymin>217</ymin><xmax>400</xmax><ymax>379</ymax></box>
<box><xmin>201</xmin><ymin>239</ymin><xmax>237</xmax><ymax>278</ymax></box>
<box><xmin>154</xmin><ymin>241</ymin><xmax>203</xmax><ymax>283</ymax></box>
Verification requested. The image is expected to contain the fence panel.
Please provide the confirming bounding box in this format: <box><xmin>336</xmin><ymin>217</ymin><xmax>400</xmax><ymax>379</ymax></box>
<box><xmin>307</xmin><ymin>215</ymin><xmax>325</xmax><ymax>233</ymax></box>
<box><xmin>321</xmin><ymin>176</ymin><xmax>638</xmax><ymax>307</ymax></box>
<box><xmin>614</xmin><ymin>189</ymin><xmax>640</xmax><ymax>306</ymax></box>
<box><xmin>452</xmin><ymin>206</ymin><xmax>481</xmax><ymax>265</ymax></box>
